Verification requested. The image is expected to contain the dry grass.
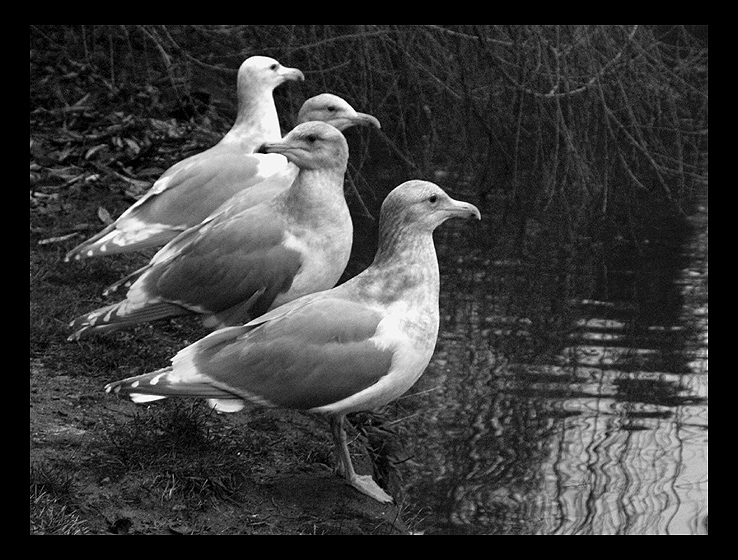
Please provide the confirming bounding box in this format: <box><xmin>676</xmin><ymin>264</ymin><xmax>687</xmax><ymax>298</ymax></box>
<box><xmin>30</xmin><ymin>463</ymin><xmax>91</xmax><ymax>535</ymax></box>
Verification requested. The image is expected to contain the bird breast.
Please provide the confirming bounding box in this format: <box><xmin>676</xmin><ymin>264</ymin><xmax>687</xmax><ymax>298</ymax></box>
<box><xmin>269</xmin><ymin>219</ymin><xmax>353</xmax><ymax>310</ymax></box>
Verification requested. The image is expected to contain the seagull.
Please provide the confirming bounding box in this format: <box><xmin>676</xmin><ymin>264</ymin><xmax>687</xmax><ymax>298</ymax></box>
<box><xmin>64</xmin><ymin>91</ymin><xmax>380</xmax><ymax>261</ymax></box>
<box><xmin>64</xmin><ymin>55</ymin><xmax>304</xmax><ymax>262</ymax></box>
<box><xmin>68</xmin><ymin>121</ymin><xmax>353</xmax><ymax>340</ymax></box>
<box><xmin>296</xmin><ymin>93</ymin><xmax>380</xmax><ymax>133</ymax></box>
<box><xmin>104</xmin><ymin>180</ymin><xmax>481</xmax><ymax>503</ymax></box>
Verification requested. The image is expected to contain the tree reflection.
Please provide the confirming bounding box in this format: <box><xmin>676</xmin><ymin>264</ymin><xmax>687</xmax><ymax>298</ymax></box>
<box><xmin>390</xmin><ymin>194</ymin><xmax>706</xmax><ymax>535</ymax></box>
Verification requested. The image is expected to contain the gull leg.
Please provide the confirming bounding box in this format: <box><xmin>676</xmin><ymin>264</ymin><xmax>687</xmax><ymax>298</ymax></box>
<box><xmin>330</xmin><ymin>415</ymin><xmax>393</xmax><ymax>504</ymax></box>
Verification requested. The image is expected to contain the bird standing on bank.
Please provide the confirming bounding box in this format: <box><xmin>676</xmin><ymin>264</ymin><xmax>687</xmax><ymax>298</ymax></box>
<box><xmin>68</xmin><ymin>121</ymin><xmax>353</xmax><ymax>340</ymax></box>
<box><xmin>104</xmin><ymin>180</ymin><xmax>481</xmax><ymax>503</ymax></box>
<box><xmin>64</xmin><ymin>56</ymin><xmax>305</xmax><ymax>261</ymax></box>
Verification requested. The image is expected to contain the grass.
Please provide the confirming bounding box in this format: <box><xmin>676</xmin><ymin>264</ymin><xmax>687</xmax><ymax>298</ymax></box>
<box><xmin>30</xmin><ymin>463</ymin><xmax>91</xmax><ymax>535</ymax></box>
<box><xmin>101</xmin><ymin>401</ymin><xmax>250</xmax><ymax>507</ymax></box>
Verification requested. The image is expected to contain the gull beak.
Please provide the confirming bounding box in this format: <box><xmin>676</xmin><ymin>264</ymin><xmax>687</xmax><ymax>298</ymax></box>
<box><xmin>326</xmin><ymin>111</ymin><xmax>381</xmax><ymax>133</ymax></box>
<box><xmin>259</xmin><ymin>139</ymin><xmax>297</xmax><ymax>158</ymax></box>
<box><xmin>347</xmin><ymin>112</ymin><xmax>381</xmax><ymax>129</ymax></box>
<box><xmin>445</xmin><ymin>197</ymin><xmax>481</xmax><ymax>221</ymax></box>
<box><xmin>279</xmin><ymin>66</ymin><xmax>305</xmax><ymax>83</ymax></box>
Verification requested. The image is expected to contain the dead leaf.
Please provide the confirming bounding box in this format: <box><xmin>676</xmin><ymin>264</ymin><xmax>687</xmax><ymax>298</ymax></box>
<box><xmin>73</xmin><ymin>93</ymin><xmax>90</xmax><ymax>107</ymax></box>
<box><xmin>38</xmin><ymin>232</ymin><xmax>80</xmax><ymax>245</ymax></box>
<box><xmin>97</xmin><ymin>206</ymin><xmax>114</xmax><ymax>225</ymax></box>
<box><xmin>84</xmin><ymin>144</ymin><xmax>108</xmax><ymax>160</ymax></box>
<box><xmin>123</xmin><ymin>138</ymin><xmax>141</xmax><ymax>155</ymax></box>
<box><xmin>48</xmin><ymin>166</ymin><xmax>84</xmax><ymax>181</ymax></box>
<box><xmin>118</xmin><ymin>176</ymin><xmax>152</xmax><ymax>200</ymax></box>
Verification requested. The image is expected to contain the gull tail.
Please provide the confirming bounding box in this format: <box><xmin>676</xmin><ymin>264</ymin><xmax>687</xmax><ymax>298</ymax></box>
<box><xmin>65</xmin><ymin>225</ymin><xmax>181</xmax><ymax>261</ymax></box>
<box><xmin>68</xmin><ymin>300</ymin><xmax>190</xmax><ymax>341</ymax></box>
<box><xmin>103</xmin><ymin>265</ymin><xmax>149</xmax><ymax>296</ymax></box>
<box><xmin>105</xmin><ymin>367</ymin><xmax>245</xmax><ymax>412</ymax></box>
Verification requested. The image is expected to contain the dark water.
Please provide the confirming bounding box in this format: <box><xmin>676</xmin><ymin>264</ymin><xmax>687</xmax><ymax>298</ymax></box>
<box><xmin>377</xmin><ymin>190</ymin><xmax>708</xmax><ymax>535</ymax></box>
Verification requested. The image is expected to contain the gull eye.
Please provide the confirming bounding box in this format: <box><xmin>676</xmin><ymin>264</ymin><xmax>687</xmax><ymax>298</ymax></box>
<box><xmin>305</xmin><ymin>134</ymin><xmax>317</xmax><ymax>143</ymax></box>
<box><xmin>270</xmin><ymin>63</ymin><xmax>279</xmax><ymax>71</ymax></box>
<box><xmin>429</xmin><ymin>194</ymin><xmax>438</xmax><ymax>204</ymax></box>
<box><xmin>327</xmin><ymin>105</ymin><xmax>337</xmax><ymax>112</ymax></box>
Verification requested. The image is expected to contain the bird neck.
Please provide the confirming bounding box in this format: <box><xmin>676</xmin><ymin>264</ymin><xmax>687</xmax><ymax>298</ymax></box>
<box><xmin>222</xmin><ymin>87</ymin><xmax>282</xmax><ymax>152</ymax></box>
<box><xmin>349</xmin><ymin>227</ymin><xmax>440</xmax><ymax>310</ymax></box>
<box><xmin>278</xmin><ymin>168</ymin><xmax>349</xmax><ymax>225</ymax></box>
<box><xmin>374</xmin><ymin>212</ymin><xmax>436</xmax><ymax>265</ymax></box>
<box><xmin>375</xmin><ymin>226</ymin><xmax>439</xmax><ymax>277</ymax></box>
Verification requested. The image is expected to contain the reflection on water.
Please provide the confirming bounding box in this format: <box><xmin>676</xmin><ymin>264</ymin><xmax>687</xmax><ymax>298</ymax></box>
<box><xmin>391</xmin><ymin>193</ymin><xmax>707</xmax><ymax>535</ymax></box>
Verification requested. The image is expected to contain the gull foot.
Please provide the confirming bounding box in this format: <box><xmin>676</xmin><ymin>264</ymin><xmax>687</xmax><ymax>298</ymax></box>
<box><xmin>347</xmin><ymin>474</ymin><xmax>394</xmax><ymax>504</ymax></box>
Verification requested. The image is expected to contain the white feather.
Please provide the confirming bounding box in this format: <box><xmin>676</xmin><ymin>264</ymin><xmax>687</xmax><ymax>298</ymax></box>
<box><xmin>207</xmin><ymin>399</ymin><xmax>246</xmax><ymax>413</ymax></box>
<box><xmin>130</xmin><ymin>393</ymin><xmax>167</xmax><ymax>403</ymax></box>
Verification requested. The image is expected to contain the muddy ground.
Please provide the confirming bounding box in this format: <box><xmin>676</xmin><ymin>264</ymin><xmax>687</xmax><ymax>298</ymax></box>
<box><xmin>30</xmin><ymin>356</ymin><xmax>415</xmax><ymax>534</ymax></box>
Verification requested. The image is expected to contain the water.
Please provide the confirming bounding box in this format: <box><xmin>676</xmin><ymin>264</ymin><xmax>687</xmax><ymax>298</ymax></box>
<box><xmin>381</xmin><ymin>191</ymin><xmax>708</xmax><ymax>535</ymax></box>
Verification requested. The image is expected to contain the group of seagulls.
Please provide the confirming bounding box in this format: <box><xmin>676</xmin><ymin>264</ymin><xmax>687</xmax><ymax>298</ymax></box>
<box><xmin>65</xmin><ymin>56</ymin><xmax>480</xmax><ymax>504</ymax></box>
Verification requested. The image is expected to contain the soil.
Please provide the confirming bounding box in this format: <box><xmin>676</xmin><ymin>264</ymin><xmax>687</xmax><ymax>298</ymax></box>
<box><xmin>30</xmin><ymin>350</ymin><xmax>414</xmax><ymax>535</ymax></box>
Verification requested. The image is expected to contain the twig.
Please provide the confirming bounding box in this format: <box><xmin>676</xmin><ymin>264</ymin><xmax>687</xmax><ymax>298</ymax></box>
<box><xmin>283</xmin><ymin>27</ymin><xmax>396</xmax><ymax>56</ymax></box>
<box><xmin>424</xmin><ymin>25</ymin><xmax>513</xmax><ymax>46</ymax></box>
<box><xmin>494</xmin><ymin>25</ymin><xmax>641</xmax><ymax>100</ymax></box>
<box><xmin>156</xmin><ymin>26</ymin><xmax>236</xmax><ymax>74</ymax></box>
<box><xmin>138</xmin><ymin>25</ymin><xmax>171</xmax><ymax>68</ymax></box>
